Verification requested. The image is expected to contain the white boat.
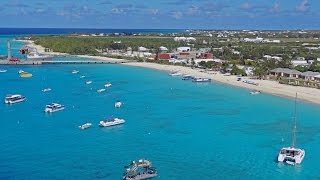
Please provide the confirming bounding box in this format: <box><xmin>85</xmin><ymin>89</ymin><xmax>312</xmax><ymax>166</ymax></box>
<box><xmin>85</xmin><ymin>81</ymin><xmax>92</xmax><ymax>85</ymax></box>
<box><xmin>104</xmin><ymin>83</ymin><xmax>112</xmax><ymax>88</ymax></box>
<box><xmin>44</xmin><ymin>103</ymin><xmax>65</xmax><ymax>113</ymax></box>
<box><xmin>169</xmin><ymin>71</ymin><xmax>182</xmax><ymax>76</ymax></box>
<box><xmin>115</xmin><ymin>101</ymin><xmax>122</xmax><ymax>108</ymax></box>
<box><xmin>0</xmin><ymin>69</ymin><xmax>7</xmax><ymax>73</ymax></box>
<box><xmin>42</xmin><ymin>88</ymin><xmax>52</xmax><ymax>92</ymax></box>
<box><xmin>277</xmin><ymin>93</ymin><xmax>305</xmax><ymax>165</ymax></box>
<box><xmin>250</xmin><ymin>90</ymin><xmax>261</xmax><ymax>95</ymax></box>
<box><xmin>97</xmin><ymin>88</ymin><xmax>106</xmax><ymax>93</ymax></box>
<box><xmin>18</xmin><ymin>70</ymin><xmax>25</xmax><ymax>74</ymax></box>
<box><xmin>4</xmin><ymin>94</ymin><xmax>26</xmax><ymax>104</ymax></box>
<box><xmin>27</xmin><ymin>52</ymin><xmax>52</xmax><ymax>61</ymax></box>
<box><xmin>80</xmin><ymin>75</ymin><xmax>86</xmax><ymax>79</ymax></box>
<box><xmin>99</xmin><ymin>117</ymin><xmax>125</xmax><ymax>127</ymax></box>
<box><xmin>72</xmin><ymin>70</ymin><xmax>79</xmax><ymax>74</ymax></box>
<box><xmin>79</xmin><ymin>123</ymin><xmax>92</xmax><ymax>130</ymax></box>
<box><xmin>192</xmin><ymin>78</ymin><xmax>211</xmax><ymax>82</ymax></box>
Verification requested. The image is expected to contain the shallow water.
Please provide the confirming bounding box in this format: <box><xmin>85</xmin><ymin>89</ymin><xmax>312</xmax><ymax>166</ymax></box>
<box><xmin>0</xmin><ymin>64</ymin><xmax>320</xmax><ymax>180</ymax></box>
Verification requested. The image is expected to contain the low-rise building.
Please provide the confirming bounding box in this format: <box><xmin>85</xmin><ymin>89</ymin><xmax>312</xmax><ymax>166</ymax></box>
<box><xmin>270</xmin><ymin>68</ymin><xmax>302</xmax><ymax>78</ymax></box>
<box><xmin>300</xmin><ymin>71</ymin><xmax>320</xmax><ymax>81</ymax></box>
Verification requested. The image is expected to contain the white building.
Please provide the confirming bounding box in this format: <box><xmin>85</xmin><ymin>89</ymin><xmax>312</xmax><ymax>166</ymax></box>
<box><xmin>177</xmin><ymin>47</ymin><xmax>191</xmax><ymax>52</ymax></box>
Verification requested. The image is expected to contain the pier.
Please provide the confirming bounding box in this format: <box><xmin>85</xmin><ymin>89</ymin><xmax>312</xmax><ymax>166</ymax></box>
<box><xmin>0</xmin><ymin>59</ymin><xmax>129</xmax><ymax>65</ymax></box>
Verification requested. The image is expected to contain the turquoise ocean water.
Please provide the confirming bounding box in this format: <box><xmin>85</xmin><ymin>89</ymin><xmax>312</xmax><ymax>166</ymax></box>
<box><xmin>1</xmin><ymin>38</ymin><xmax>320</xmax><ymax>179</ymax></box>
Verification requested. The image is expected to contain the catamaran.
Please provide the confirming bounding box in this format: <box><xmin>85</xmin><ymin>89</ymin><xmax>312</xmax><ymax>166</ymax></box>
<box><xmin>99</xmin><ymin>117</ymin><xmax>125</xmax><ymax>127</ymax></box>
<box><xmin>4</xmin><ymin>94</ymin><xmax>26</xmax><ymax>104</ymax></box>
<box><xmin>122</xmin><ymin>159</ymin><xmax>157</xmax><ymax>180</ymax></box>
<box><xmin>277</xmin><ymin>93</ymin><xmax>305</xmax><ymax>165</ymax></box>
<box><xmin>44</xmin><ymin>103</ymin><xmax>65</xmax><ymax>113</ymax></box>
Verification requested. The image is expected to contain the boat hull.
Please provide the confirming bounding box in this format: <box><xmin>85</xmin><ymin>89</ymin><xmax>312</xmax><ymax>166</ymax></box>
<box><xmin>44</xmin><ymin>107</ymin><xmax>65</xmax><ymax>113</ymax></box>
<box><xmin>4</xmin><ymin>98</ymin><xmax>26</xmax><ymax>104</ymax></box>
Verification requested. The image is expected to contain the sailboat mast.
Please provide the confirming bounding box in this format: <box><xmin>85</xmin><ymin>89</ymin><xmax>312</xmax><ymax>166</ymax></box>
<box><xmin>292</xmin><ymin>93</ymin><xmax>297</xmax><ymax>148</ymax></box>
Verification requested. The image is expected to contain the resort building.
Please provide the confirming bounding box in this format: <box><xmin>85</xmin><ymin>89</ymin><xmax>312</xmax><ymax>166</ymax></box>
<box><xmin>270</xmin><ymin>68</ymin><xmax>302</xmax><ymax>78</ymax></box>
<box><xmin>300</xmin><ymin>71</ymin><xmax>320</xmax><ymax>81</ymax></box>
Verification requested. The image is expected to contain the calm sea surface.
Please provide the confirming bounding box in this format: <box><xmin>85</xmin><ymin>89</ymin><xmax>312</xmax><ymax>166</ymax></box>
<box><xmin>0</xmin><ymin>37</ymin><xmax>320</xmax><ymax>180</ymax></box>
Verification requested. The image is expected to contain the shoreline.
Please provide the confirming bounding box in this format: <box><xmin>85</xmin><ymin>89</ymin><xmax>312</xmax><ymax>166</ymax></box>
<box><xmin>17</xmin><ymin>39</ymin><xmax>320</xmax><ymax>105</ymax></box>
<box><xmin>123</xmin><ymin>62</ymin><xmax>320</xmax><ymax>105</ymax></box>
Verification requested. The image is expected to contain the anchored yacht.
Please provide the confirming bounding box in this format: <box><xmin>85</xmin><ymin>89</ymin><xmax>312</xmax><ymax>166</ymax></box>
<box><xmin>97</xmin><ymin>88</ymin><xmax>106</xmax><ymax>93</ymax></box>
<box><xmin>115</xmin><ymin>101</ymin><xmax>122</xmax><ymax>108</ymax></box>
<box><xmin>104</xmin><ymin>83</ymin><xmax>112</xmax><ymax>88</ymax></box>
<box><xmin>72</xmin><ymin>70</ymin><xmax>79</xmax><ymax>74</ymax></box>
<box><xmin>42</xmin><ymin>88</ymin><xmax>52</xmax><ymax>92</ymax></box>
<box><xmin>79</xmin><ymin>123</ymin><xmax>92</xmax><ymax>130</ymax></box>
<box><xmin>192</xmin><ymin>78</ymin><xmax>211</xmax><ymax>82</ymax></box>
<box><xmin>4</xmin><ymin>94</ymin><xmax>26</xmax><ymax>104</ymax></box>
<box><xmin>44</xmin><ymin>103</ymin><xmax>65</xmax><ymax>113</ymax></box>
<box><xmin>122</xmin><ymin>159</ymin><xmax>157</xmax><ymax>180</ymax></box>
<box><xmin>278</xmin><ymin>93</ymin><xmax>305</xmax><ymax>165</ymax></box>
<box><xmin>99</xmin><ymin>117</ymin><xmax>125</xmax><ymax>127</ymax></box>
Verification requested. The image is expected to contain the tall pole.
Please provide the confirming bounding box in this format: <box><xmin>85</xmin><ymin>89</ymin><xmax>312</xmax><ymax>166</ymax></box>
<box><xmin>292</xmin><ymin>93</ymin><xmax>297</xmax><ymax>148</ymax></box>
<box><xmin>7</xmin><ymin>40</ymin><xmax>11</xmax><ymax>60</ymax></box>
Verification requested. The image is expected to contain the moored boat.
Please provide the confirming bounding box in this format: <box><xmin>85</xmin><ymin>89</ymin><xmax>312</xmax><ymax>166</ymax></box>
<box><xmin>42</xmin><ymin>88</ymin><xmax>52</xmax><ymax>92</ymax></box>
<box><xmin>72</xmin><ymin>70</ymin><xmax>79</xmax><ymax>74</ymax></box>
<box><xmin>122</xmin><ymin>159</ymin><xmax>157</xmax><ymax>180</ymax></box>
<box><xmin>192</xmin><ymin>78</ymin><xmax>211</xmax><ymax>82</ymax></box>
<box><xmin>0</xmin><ymin>69</ymin><xmax>7</xmax><ymax>73</ymax></box>
<box><xmin>85</xmin><ymin>81</ymin><xmax>92</xmax><ymax>85</ymax></box>
<box><xmin>99</xmin><ymin>117</ymin><xmax>125</xmax><ymax>127</ymax></box>
<box><xmin>19</xmin><ymin>71</ymin><xmax>32</xmax><ymax>78</ymax></box>
<box><xmin>104</xmin><ymin>83</ymin><xmax>112</xmax><ymax>88</ymax></box>
<box><xmin>80</xmin><ymin>75</ymin><xmax>86</xmax><ymax>79</ymax></box>
<box><xmin>277</xmin><ymin>93</ymin><xmax>305</xmax><ymax>165</ymax></box>
<box><xmin>182</xmin><ymin>75</ymin><xmax>194</xmax><ymax>80</ymax></box>
<box><xmin>115</xmin><ymin>101</ymin><xmax>122</xmax><ymax>108</ymax></box>
<box><xmin>4</xmin><ymin>94</ymin><xmax>26</xmax><ymax>104</ymax></box>
<box><xmin>79</xmin><ymin>123</ymin><xmax>92</xmax><ymax>130</ymax></box>
<box><xmin>44</xmin><ymin>103</ymin><xmax>65</xmax><ymax>113</ymax></box>
<box><xmin>169</xmin><ymin>71</ymin><xmax>182</xmax><ymax>76</ymax></box>
<box><xmin>97</xmin><ymin>88</ymin><xmax>106</xmax><ymax>93</ymax></box>
<box><xmin>250</xmin><ymin>90</ymin><xmax>261</xmax><ymax>95</ymax></box>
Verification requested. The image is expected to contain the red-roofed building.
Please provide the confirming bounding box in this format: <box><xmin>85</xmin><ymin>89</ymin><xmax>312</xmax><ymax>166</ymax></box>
<box><xmin>157</xmin><ymin>53</ymin><xmax>171</xmax><ymax>60</ymax></box>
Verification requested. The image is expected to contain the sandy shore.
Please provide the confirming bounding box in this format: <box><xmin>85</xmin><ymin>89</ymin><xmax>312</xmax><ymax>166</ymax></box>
<box><xmin>16</xmin><ymin>39</ymin><xmax>320</xmax><ymax>105</ymax></box>
<box><xmin>124</xmin><ymin>62</ymin><xmax>320</xmax><ymax>105</ymax></box>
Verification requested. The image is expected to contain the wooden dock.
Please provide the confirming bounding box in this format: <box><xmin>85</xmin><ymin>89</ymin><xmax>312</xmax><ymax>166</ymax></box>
<box><xmin>0</xmin><ymin>60</ymin><xmax>129</xmax><ymax>65</ymax></box>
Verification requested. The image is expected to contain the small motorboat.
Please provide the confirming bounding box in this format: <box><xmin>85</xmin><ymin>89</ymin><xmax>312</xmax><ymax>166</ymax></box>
<box><xmin>80</xmin><ymin>75</ymin><xmax>86</xmax><ymax>79</ymax></box>
<box><xmin>169</xmin><ymin>71</ymin><xmax>182</xmax><ymax>76</ymax></box>
<box><xmin>42</xmin><ymin>88</ymin><xmax>52</xmax><ymax>92</ymax></box>
<box><xmin>79</xmin><ymin>123</ymin><xmax>92</xmax><ymax>130</ymax></box>
<box><xmin>182</xmin><ymin>75</ymin><xmax>194</xmax><ymax>80</ymax></box>
<box><xmin>85</xmin><ymin>81</ymin><xmax>92</xmax><ymax>85</ymax></box>
<box><xmin>104</xmin><ymin>83</ymin><xmax>112</xmax><ymax>88</ymax></box>
<box><xmin>97</xmin><ymin>88</ymin><xmax>106</xmax><ymax>93</ymax></box>
<box><xmin>250</xmin><ymin>90</ymin><xmax>261</xmax><ymax>95</ymax></box>
<box><xmin>19</xmin><ymin>71</ymin><xmax>32</xmax><ymax>78</ymax></box>
<box><xmin>18</xmin><ymin>70</ymin><xmax>25</xmax><ymax>74</ymax></box>
<box><xmin>72</xmin><ymin>70</ymin><xmax>79</xmax><ymax>74</ymax></box>
<box><xmin>0</xmin><ymin>69</ymin><xmax>7</xmax><ymax>73</ymax></box>
<box><xmin>192</xmin><ymin>78</ymin><xmax>211</xmax><ymax>82</ymax></box>
<box><xmin>115</xmin><ymin>101</ymin><xmax>122</xmax><ymax>108</ymax></box>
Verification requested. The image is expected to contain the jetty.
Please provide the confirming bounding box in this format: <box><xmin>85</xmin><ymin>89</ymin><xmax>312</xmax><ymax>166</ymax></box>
<box><xmin>0</xmin><ymin>59</ymin><xmax>129</xmax><ymax>65</ymax></box>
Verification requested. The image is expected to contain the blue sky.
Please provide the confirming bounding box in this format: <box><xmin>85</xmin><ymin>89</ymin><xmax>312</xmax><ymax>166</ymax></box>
<box><xmin>0</xmin><ymin>0</ymin><xmax>319</xmax><ymax>29</ymax></box>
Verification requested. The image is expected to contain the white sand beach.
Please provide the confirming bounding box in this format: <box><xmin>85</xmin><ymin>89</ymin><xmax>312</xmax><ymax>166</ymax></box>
<box><xmin>124</xmin><ymin>62</ymin><xmax>320</xmax><ymax>105</ymax></box>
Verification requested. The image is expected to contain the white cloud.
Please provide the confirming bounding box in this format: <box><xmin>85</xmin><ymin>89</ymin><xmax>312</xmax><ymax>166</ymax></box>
<box><xmin>296</xmin><ymin>0</ymin><xmax>309</xmax><ymax>12</ymax></box>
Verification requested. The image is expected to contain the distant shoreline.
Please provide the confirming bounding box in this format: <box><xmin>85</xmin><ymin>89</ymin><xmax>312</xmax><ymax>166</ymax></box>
<box><xmin>16</xmin><ymin>40</ymin><xmax>320</xmax><ymax>106</ymax></box>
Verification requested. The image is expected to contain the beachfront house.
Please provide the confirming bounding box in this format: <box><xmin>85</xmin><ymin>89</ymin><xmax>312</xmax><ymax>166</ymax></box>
<box><xmin>300</xmin><ymin>71</ymin><xmax>320</xmax><ymax>81</ymax></box>
<box><xmin>270</xmin><ymin>68</ymin><xmax>302</xmax><ymax>78</ymax></box>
